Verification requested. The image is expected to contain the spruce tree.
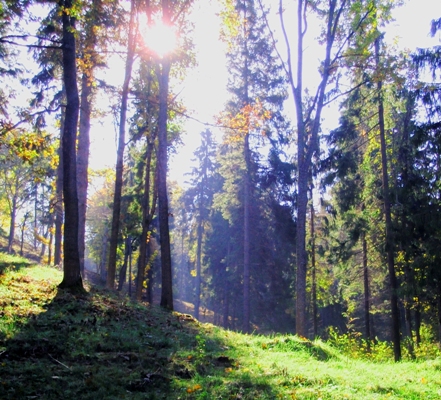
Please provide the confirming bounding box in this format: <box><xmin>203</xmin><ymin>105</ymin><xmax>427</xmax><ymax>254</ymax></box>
<box><xmin>219</xmin><ymin>0</ymin><xmax>287</xmax><ymax>332</ymax></box>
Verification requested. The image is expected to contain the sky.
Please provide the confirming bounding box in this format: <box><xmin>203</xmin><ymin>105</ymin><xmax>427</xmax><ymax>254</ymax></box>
<box><xmin>88</xmin><ymin>0</ymin><xmax>441</xmax><ymax>186</ymax></box>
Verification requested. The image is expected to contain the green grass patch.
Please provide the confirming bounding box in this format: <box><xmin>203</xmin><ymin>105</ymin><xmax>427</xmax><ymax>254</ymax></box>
<box><xmin>0</xmin><ymin>252</ymin><xmax>37</xmax><ymax>274</ymax></box>
<box><xmin>1</xmin><ymin>261</ymin><xmax>441</xmax><ymax>399</ymax></box>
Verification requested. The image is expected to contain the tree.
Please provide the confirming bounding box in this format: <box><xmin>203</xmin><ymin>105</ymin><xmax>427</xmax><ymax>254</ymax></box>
<box><xmin>374</xmin><ymin>34</ymin><xmax>401</xmax><ymax>362</ymax></box>
<box><xmin>267</xmin><ymin>0</ymin><xmax>404</xmax><ymax>339</ymax></box>
<box><xmin>135</xmin><ymin>139</ymin><xmax>158</xmax><ymax>301</ymax></box>
<box><xmin>151</xmin><ymin>0</ymin><xmax>194</xmax><ymax>310</ymax></box>
<box><xmin>0</xmin><ymin>149</ymin><xmax>34</xmax><ymax>253</ymax></box>
<box><xmin>86</xmin><ymin>168</ymin><xmax>114</xmax><ymax>279</ymax></box>
<box><xmin>77</xmin><ymin>0</ymin><xmax>112</xmax><ymax>274</ymax></box>
<box><xmin>274</xmin><ymin>0</ymin><xmax>355</xmax><ymax>336</ymax></box>
<box><xmin>219</xmin><ymin>0</ymin><xmax>287</xmax><ymax>332</ymax></box>
<box><xmin>58</xmin><ymin>0</ymin><xmax>83</xmax><ymax>291</ymax></box>
<box><xmin>186</xmin><ymin>129</ymin><xmax>218</xmax><ymax>319</ymax></box>
<box><xmin>107</xmin><ymin>0</ymin><xmax>137</xmax><ymax>289</ymax></box>
<box><xmin>410</xmin><ymin>18</ymin><xmax>441</xmax><ymax>342</ymax></box>
<box><xmin>54</xmin><ymin>134</ymin><xmax>63</xmax><ymax>266</ymax></box>
<box><xmin>156</xmin><ymin>49</ymin><xmax>173</xmax><ymax>309</ymax></box>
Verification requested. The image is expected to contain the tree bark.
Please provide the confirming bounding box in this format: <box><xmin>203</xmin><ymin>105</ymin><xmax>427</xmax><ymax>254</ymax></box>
<box><xmin>54</xmin><ymin>129</ymin><xmax>64</xmax><ymax>266</ymax></box>
<box><xmin>146</xmin><ymin>240</ymin><xmax>154</xmax><ymax>303</ymax></box>
<box><xmin>438</xmin><ymin>285</ymin><xmax>441</xmax><ymax>344</ymax></box>
<box><xmin>157</xmin><ymin>57</ymin><xmax>173</xmax><ymax>310</ymax></box>
<box><xmin>107</xmin><ymin>0</ymin><xmax>136</xmax><ymax>289</ymax></box>
<box><xmin>117</xmin><ymin>236</ymin><xmax>131</xmax><ymax>291</ymax></box>
<box><xmin>7</xmin><ymin>193</ymin><xmax>17</xmax><ymax>254</ymax></box>
<box><xmin>77</xmin><ymin>0</ymin><xmax>101</xmax><ymax>276</ymax></box>
<box><xmin>135</xmin><ymin>142</ymin><xmax>157</xmax><ymax>301</ymax></box>
<box><xmin>280</xmin><ymin>0</ymin><xmax>345</xmax><ymax>338</ymax></box>
<box><xmin>58</xmin><ymin>0</ymin><xmax>83</xmax><ymax>291</ymax></box>
<box><xmin>223</xmin><ymin>238</ymin><xmax>231</xmax><ymax>329</ymax></box>
<box><xmin>415</xmin><ymin>303</ymin><xmax>421</xmax><ymax>345</ymax></box>
<box><xmin>362</xmin><ymin>232</ymin><xmax>371</xmax><ymax>350</ymax></box>
<box><xmin>48</xmin><ymin>222</ymin><xmax>53</xmax><ymax>265</ymax></box>
<box><xmin>33</xmin><ymin>186</ymin><xmax>38</xmax><ymax>250</ymax></box>
<box><xmin>99</xmin><ymin>224</ymin><xmax>109</xmax><ymax>283</ymax></box>
<box><xmin>311</xmin><ymin>203</ymin><xmax>318</xmax><ymax>338</ymax></box>
<box><xmin>242</xmin><ymin>132</ymin><xmax>251</xmax><ymax>333</ymax></box>
<box><xmin>194</xmin><ymin>180</ymin><xmax>205</xmax><ymax>320</ymax></box>
<box><xmin>19</xmin><ymin>213</ymin><xmax>29</xmax><ymax>257</ymax></box>
<box><xmin>295</xmin><ymin>128</ymin><xmax>308</xmax><ymax>337</ymax></box>
<box><xmin>77</xmin><ymin>64</ymin><xmax>93</xmax><ymax>275</ymax></box>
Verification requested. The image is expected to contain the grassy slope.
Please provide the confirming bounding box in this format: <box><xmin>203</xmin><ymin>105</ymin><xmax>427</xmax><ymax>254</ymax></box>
<box><xmin>0</xmin><ymin>258</ymin><xmax>440</xmax><ymax>399</ymax></box>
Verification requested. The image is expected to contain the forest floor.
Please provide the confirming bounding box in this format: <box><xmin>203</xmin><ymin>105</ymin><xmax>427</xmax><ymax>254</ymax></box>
<box><xmin>1</xmin><ymin>256</ymin><xmax>441</xmax><ymax>399</ymax></box>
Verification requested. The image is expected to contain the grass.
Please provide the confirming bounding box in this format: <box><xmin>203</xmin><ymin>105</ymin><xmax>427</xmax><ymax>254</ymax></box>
<box><xmin>1</xmin><ymin>257</ymin><xmax>441</xmax><ymax>399</ymax></box>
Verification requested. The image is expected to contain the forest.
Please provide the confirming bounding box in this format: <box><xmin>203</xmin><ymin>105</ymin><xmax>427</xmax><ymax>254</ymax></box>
<box><xmin>0</xmin><ymin>0</ymin><xmax>441</xmax><ymax>366</ymax></box>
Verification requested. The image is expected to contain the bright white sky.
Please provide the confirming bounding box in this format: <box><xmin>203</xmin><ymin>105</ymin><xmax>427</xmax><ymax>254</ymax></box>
<box><xmin>89</xmin><ymin>0</ymin><xmax>441</xmax><ymax>186</ymax></box>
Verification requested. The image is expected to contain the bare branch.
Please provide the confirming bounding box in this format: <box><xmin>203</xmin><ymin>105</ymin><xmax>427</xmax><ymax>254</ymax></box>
<box><xmin>0</xmin><ymin>34</ymin><xmax>61</xmax><ymax>44</ymax></box>
<box><xmin>0</xmin><ymin>105</ymin><xmax>62</xmax><ymax>136</ymax></box>
<box><xmin>323</xmin><ymin>79</ymin><xmax>368</xmax><ymax>106</ymax></box>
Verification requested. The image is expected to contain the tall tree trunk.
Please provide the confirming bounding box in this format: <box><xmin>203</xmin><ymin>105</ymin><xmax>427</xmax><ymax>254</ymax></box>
<box><xmin>157</xmin><ymin>56</ymin><xmax>173</xmax><ymax>310</ymax></box>
<box><xmin>7</xmin><ymin>194</ymin><xmax>17</xmax><ymax>254</ymax></box>
<box><xmin>241</xmin><ymin>2</ymin><xmax>251</xmax><ymax>333</ymax></box>
<box><xmin>291</xmin><ymin>0</ymin><xmax>310</xmax><ymax>337</ymax></box>
<box><xmin>242</xmin><ymin>132</ymin><xmax>251</xmax><ymax>333</ymax></box>
<box><xmin>223</xmin><ymin>281</ymin><xmax>229</xmax><ymax>329</ymax></box>
<box><xmin>311</xmin><ymin>203</ymin><xmax>318</xmax><ymax>338</ymax></box>
<box><xmin>295</xmin><ymin>143</ymin><xmax>308</xmax><ymax>337</ymax></box>
<box><xmin>136</xmin><ymin>142</ymin><xmax>156</xmax><ymax>301</ymax></box>
<box><xmin>107</xmin><ymin>0</ymin><xmax>137</xmax><ymax>289</ymax></box>
<box><xmin>77</xmin><ymin>61</ymin><xmax>93</xmax><ymax>275</ymax></box>
<box><xmin>194</xmin><ymin>201</ymin><xmax>204</xmax><ymax>320</ymax></box>
<box><xmin>39</xmin><ymin>228</ymin><xmax>48</xmax><ymax>259</ymax></box>
<box><xmin>438</xmin><ymin>285</ymin><xmax>441</xmax><ymax>345</ymax></box>
<box><xmin>128</xmin><ymin>243</ymin><xmax>133</xmax><ymax>298</ymax></box>
<box><xmin>375</xmin><ymin>36</ymin><xmax>401</xmax><ymax>361</ymax></box>
<box><xmin>415</xmin><ymin>303</ymin><xmax>421</xmax><ymax>345</ymax></box>
<box><xmin>180</xmin><ymin>228</ymin><xmax>186</xmax><ymax>301</ymax></box>
<box><xmin>48</xmin><ymin>224</ymin><xmax>53</xmax><ymax>265</ymax></box>
<box><xmin>146</xmin><ymin>240</ymin><xmax>154</xmax><ymax>303</ymax></box>
<box><xmin>99</xmin><ymin>224</ymin><xmax>109</xmax><ymax>283</ymax></box>
<box><xmin>117</xmin><ymin>236</ymin><xmax>131</xmax><ymax>291</ymax></box>
<box><xmin>362</xmin><ymin>232</ymin><xmax>371</xmax><ymax>350</ymax></box>
<box><xmin>33</xmin><ymin>186</ymin><xmax>38</xmax><ymax>250</ymax></box>
<box><xmin>280</xmin><ymin>0</ymin><xmax>344</xmax><ymax>338</ymax></box>
<box><xmin>404</xmin><ymin>296</ymin><xmax>415</xmax><ymax>358</ymax></box>
<box><xmin>54</xmin><ymin>131</ymin><xmax>64</xmax><ymax>266</ymax></box>
<box><xmin>77</xmin><ymin>0</ymin><xmax>101</xmax><ymax>277</ymax></box>
<box><xmin>223</xmin><ymin>238</ymin><xmax>231</xmax><ymax>329</ymax></box>
<box><xmin>19</xmin><ymin>214</ymin><xmax>28</xmax><ymax>257</ymax></box>
<box><xmin>58</xmin><ymin>0</ymin><xmax>83</xmax><ymax>291</ymax></box>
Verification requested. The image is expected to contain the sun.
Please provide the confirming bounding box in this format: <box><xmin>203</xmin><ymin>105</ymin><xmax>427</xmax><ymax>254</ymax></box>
<box><xmin>140</xmin><ymin>17</ymin><xmax>177</xmax><ymax>58</ymax></box>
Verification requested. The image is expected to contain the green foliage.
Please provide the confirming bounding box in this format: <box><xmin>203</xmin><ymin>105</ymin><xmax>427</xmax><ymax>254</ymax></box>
<box><xmin>407</xmin><ymin>325</ymin><xmax>441</xmax><ymax>360</ymax></box>
<box><xmin>326</xmin><ymin>325</ymin><xmax>441</xmax><ymax>363</ymax></box>
<box><xmin>326</xmin><ymin>326</ymin><xmax>393</xmax><ymax>362</ymax></box>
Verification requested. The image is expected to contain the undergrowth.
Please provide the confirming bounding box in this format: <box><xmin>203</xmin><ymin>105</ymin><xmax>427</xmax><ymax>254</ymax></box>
<box><xmin>1</xmin><ymin>259</ymin><xmax>441</xmax><ymax>399</ymax></box>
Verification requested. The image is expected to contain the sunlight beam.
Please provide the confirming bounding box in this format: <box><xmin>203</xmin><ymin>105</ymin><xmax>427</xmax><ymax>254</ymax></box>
<box><xmin>139</xmin><ymin>14</ymin><xmax>177</xmax><ymax>58</ymax></box>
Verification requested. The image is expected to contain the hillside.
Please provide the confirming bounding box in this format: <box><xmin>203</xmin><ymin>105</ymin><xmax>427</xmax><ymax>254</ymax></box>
<box><xmin>1</xmin><ymin>257</ymin><xmax>440</xmax><ymax>399</ymax></box>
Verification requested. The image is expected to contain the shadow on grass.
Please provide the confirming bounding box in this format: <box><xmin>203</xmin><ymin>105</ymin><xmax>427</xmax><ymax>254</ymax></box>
<box><xmin>0</xmin><ymin>278</ymin><xmax>278</xmax><ymax>399</ymax></box>
<box><xmin>0</xmin><ymin>253</ymin><xmax>36</xmax><ymax>275</ymax></box>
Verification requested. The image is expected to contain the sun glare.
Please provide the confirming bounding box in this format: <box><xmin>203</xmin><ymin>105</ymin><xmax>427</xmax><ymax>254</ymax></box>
<box><xmin>140</xmin><ymin>16</ymin><xmax>177</xmax><ymax>58</ymax></box>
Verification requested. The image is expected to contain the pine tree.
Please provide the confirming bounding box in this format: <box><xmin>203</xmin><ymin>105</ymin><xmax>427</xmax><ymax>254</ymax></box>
<box><xmin>219</xmin><ymin>0</ymin><xmax>287</xmax><ymax>332</ymax></box>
